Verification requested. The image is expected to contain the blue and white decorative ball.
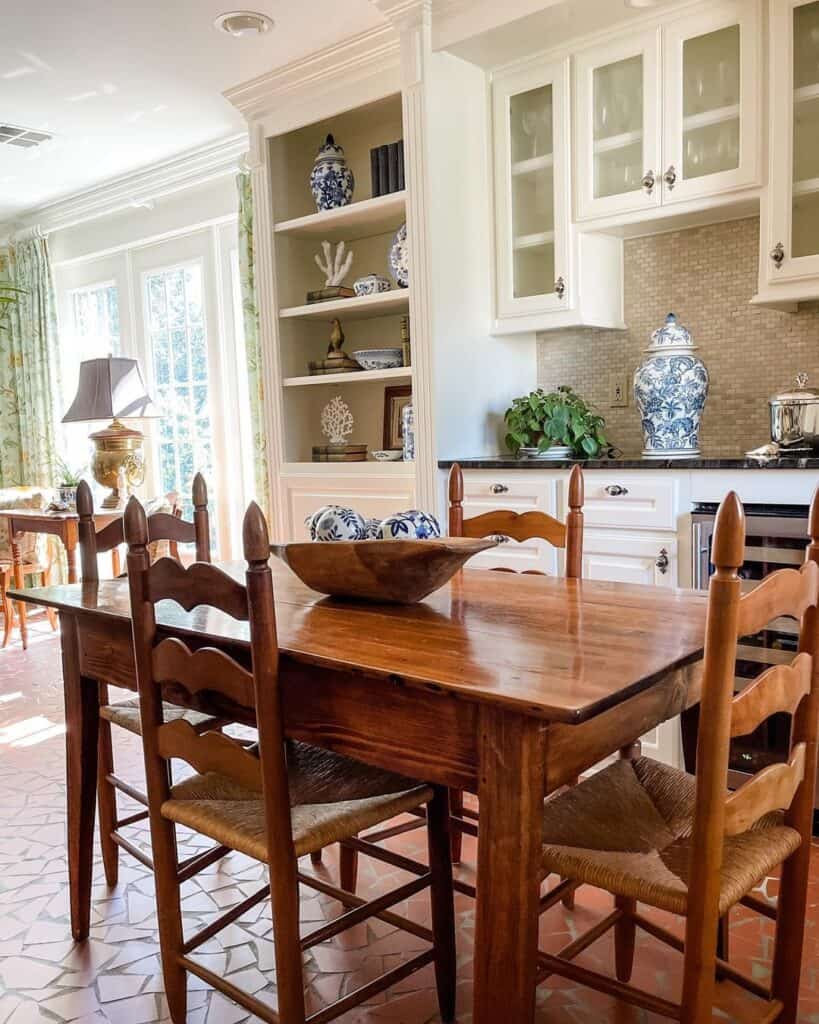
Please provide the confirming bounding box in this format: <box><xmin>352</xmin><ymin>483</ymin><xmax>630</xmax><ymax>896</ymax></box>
<box><xmin>309</xmin><ymin>134</ymin><xmax>354</xmax><ymax>211</ymax></box>
<box><xmin>377</xmin><ymin>510</ymin><xmax>441</xmax><ymax>541</ymax></box>
<box><xmin>313</xmin><ymin>506</ymin><xmax>367</xmax><ymax>542</ymax></box>
<box><xmin>305</xmin><ymin>505</ymin><xmax>344</xmax><ymax>541</ymax></box>
<box><xmin>363</xmin><ymin>518</ymin><xmax>382</xmax><ymax>539</ymax></box>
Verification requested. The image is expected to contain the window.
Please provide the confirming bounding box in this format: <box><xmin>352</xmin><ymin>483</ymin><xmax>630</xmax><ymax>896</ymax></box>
<box><xmin>144</xmin><ymin>263</ymin><xmax>216</xmax><ymax>538</ymax></box>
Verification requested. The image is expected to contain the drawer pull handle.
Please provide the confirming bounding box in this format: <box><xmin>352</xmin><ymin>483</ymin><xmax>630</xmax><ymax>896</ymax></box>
<box><xmin>604</xmin><ymin>484</ymin><xmax>629</xmax><ymax>496</ymax></box>
<box><xmin>656</xmin><ymin>548</ymin><xmax>670</xmax><ymax>575</ymax></box>
<box><xmin>490</xmin><ymin>483</ymin><xmax>509</xmax><ymax>494</ymax></box>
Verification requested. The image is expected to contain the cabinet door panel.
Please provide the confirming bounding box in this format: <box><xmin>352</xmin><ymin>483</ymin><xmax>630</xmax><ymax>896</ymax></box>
<box><xmin>284</xmin><ymin>476</ymin><xmax>415</xmax><ymax>541</ymax></box>
<box><xmin>766</xmin><ymin>0</ymin><xmax>819</xmax><ymax>283</ymax></box>
<box><xmin>581</xmin><ymin>531</ymin><xmax>677</xmax><ymax>588</ymax></box>
<box><xmin>575</xmin><ymin>30</ymin><xmax>662</xmax><ymax>221</ymax></box>
<box><xmin>493</xmin><ymin>58</ymin><xmax>571</xmax><ymax>321</ymax></box>
<box><xmin>662</xmin><ymin>1</ymin><xmax>761</xmax><ymax>205</ymax></box>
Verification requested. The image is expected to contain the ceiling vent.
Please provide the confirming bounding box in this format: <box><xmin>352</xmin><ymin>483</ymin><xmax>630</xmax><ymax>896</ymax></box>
<box><xmin>0</xmin><ymin>124</ymin><xmax>53</xmax><ymax>149</ymax></box>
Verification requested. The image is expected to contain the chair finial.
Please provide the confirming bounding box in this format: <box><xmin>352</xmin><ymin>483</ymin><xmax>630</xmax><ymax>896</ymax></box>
<box><xmin>123</xmin><ymin>495</ymin><xmax>149</xmax><ymax>549</ymax></box>
<box><xmin>192</xmin><ymin>472</ymin><xmax>208</xmax><ymax>509</ymax></box>
<box><xmin>243</xmin><ymin>502</ymin><xmax>270</xmax><ymax>564</ymax></box>
<box><xmin>76</xmin><ymin>479</ymin><xmax>93</xmax><ymax>518</ymax></box>
<box><xmin>712</xmin><ymin>491</ymin><xmax>745</xmax><ymax>571</ymax></box>
<box><xmin>568</xmin><ymin>464</ymin><xmax>584</xmax><ymax>510</ymax></box>
<box><xmin>448</xmin><ymin>463</ymin><xmax>463</xmax><ymax>505</ymax></box>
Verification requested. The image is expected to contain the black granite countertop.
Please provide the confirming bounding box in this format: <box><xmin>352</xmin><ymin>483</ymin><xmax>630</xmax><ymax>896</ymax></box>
<box><xmin>437</xmin><ymin>453</ymin><xmax>819</xmax><ymax>470</ymax></box>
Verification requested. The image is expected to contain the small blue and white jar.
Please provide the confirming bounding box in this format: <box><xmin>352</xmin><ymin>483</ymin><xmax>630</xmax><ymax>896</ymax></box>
<box><xmin>402</xmin><ymin>403</ymin><xmax>415</xmax><ymax>462</ymax></box>
<box><xmin>309</xmin><ymin>134</ymin><xmax>354</xmax><ymax>211</ymax></box>
<box><xmin>633</xmin><ymin>313</ymin><xmax>709</xmax><ymax>459</ymax></box>
<box><xmin>377</xmin><ymin>510</ymin><xmax>441</xmax><ymax>540</ymax></box>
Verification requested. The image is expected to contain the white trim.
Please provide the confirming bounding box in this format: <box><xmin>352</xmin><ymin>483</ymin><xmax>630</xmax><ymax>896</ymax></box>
<box><xmin>3</xmin><ymin>134</ymin><xmax>247</xmax><ymax>238</ymax></box>
<box><xmin>52</xmin><ymin>213</ymin><xmax>238</xmax><ymax>269</ymax></box>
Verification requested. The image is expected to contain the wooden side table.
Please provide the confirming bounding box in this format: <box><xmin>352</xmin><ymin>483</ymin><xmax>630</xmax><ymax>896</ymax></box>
<box><xmin>0</xmin><ymin>508</ymin><xmax>121</xmax><ymax>649</ymax></box>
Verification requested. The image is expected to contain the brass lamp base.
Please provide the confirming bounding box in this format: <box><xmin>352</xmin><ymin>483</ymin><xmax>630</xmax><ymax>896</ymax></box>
<box><xmin>89</xmin><ymin>418</ymin><xmax>146</xmax><ymax>509</ymax></box>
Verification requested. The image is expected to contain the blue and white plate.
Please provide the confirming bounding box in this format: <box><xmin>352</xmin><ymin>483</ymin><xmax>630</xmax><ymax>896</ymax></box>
<box><xmin>377</xmin><ymin>509</ymin><xmax>441</xmax><ymax>541</ymax></box>
<box><xmin>388</xmin><ymin>222</ymin><xmax>409</xmax><ymax>289</ymax></box>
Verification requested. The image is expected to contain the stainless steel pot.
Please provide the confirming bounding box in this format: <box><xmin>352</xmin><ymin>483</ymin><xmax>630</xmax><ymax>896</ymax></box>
<box><xmin>769</xmin><ymin>373</ymin><xmax>819</xmax><ymax>450</ymax></box>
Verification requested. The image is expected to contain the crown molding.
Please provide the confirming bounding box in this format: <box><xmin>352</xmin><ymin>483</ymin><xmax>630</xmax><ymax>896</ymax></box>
<box><xmin>224</xmin><ymin>24</ymin><xmax>400</xmax><ymax>121</ymax></box>
<box><xmin>373</xmin><ymin>0</ymin><xmax>432</xmax><ymax>31</ymax></box>
<box><xmin>2</xmin><ymin>132</ymin><xmax>248</xmax><ymax>238</ymax></box>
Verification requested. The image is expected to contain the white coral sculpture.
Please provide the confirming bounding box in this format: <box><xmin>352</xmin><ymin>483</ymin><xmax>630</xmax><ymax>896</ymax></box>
<box><xmin>314</xmin><ymin>240</ymin><xmax>353</xmax><ymax>286</ymax></box>
<box><xmin>321</xmin><ymin>395</ymin><xmax>354</xmax><ymax>445</ymax></box>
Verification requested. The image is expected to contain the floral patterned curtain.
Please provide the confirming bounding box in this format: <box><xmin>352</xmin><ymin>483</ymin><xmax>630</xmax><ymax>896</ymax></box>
<box><xmin>236</xmin><ymin>170</ymin><xmax>271</xmax><ymax>518</ymax></box>
<box><xmin>0</xmin><ymin>236</ymin><xmax>61</xmax><ymax>488</ymax></box>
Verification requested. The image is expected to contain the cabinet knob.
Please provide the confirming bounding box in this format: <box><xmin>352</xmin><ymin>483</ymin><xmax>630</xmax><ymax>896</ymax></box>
<box><xmin>604</xmin><ymin>484</ymin><xmax>629</xmax><ymax>496</ymax></box>
<box><xmin>770</xmin><ymin>242</ymin><xmax>785</xmax><ymax>268</ymax></box>
<box><xmin>656</xmin><ymin>547</ymin><xmax>669</xmax><ymax>575</ymax></box>
<box><xmin>554</xmin><ymin>276</ymin><xmax>566</xmax><ymax>299</ymax></box>
<box><xmin>491</xmin><ymin>534</ymin><xmax>510</xmax><ymax>544</ymax></box>
<box><xmin>641</xmin><ymin>169</ymin><xmax>656</xmax><ymax>196</ymax></box>
<box><xmin>490</xmin><ymin>483</ymin><xmax>509</xmax><ymax>494</ymax></box>
<box><xmin>663</xmin><ymin>165</ymin><xmax>677</xmax><ymax>191</ymax></box>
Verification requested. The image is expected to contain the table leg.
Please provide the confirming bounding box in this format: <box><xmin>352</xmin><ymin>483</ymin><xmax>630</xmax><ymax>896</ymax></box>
<box><xmin>60</xmin><ymin>613</ymin><xmax>100</xmax><ymax>941</ymax></box>
<box><xmin>66</xmin><ymin>536</ymin><xmax>78</xmax><ymax>584</ymax></box>
<box><xmin>110</xmin><ymin>548</ymin><xmax>121</xmax><ymax>578</ymax></box>
<box><xmin>473</xmin><ymin>707</ymin><xmax>547</xmax><ymax>1024</ymax></box>
<box><xmin>10</xmin><ymin>532</ymin><xmax>27</xmax><ymax>650</ymax></box>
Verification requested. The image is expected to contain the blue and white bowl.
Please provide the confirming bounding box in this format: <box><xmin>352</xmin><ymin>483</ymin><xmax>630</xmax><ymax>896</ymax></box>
<box><xmin>352</xmin><ymin>348</ymin><xmax>403</xmax><ymax>371</ymax></box>
<box><xmin>313</xmin><ymin>506</ymin><xmax>367</xmax><ymax>542</ymax></box>
<box><xmin>354</xmin><ymin>273</ymin><xmax>391</xmax><ymax>297</ymax></box>
<box><xmin>377</xmin><ymin>510</ymin><xmax>441</xmax><ymax>541</ymax></box>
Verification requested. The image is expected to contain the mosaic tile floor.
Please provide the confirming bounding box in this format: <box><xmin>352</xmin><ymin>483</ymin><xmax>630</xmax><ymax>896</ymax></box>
<box><xmin>2</xmin><ymin>621</ymin><xmax>819</xmax><ymax>1023</ymax></box>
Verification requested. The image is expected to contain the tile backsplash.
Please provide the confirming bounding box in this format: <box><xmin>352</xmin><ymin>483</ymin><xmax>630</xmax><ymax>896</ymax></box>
<box><xmin>536</xmin><ymin>217</ymin><xmax>819</xmax><ymax>456</ymax></box>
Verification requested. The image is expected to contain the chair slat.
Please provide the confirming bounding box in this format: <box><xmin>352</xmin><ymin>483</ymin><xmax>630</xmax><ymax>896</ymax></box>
<box><xmin>157</xmin><ymin>719</ymin><xmax>262</xmax><ymax>793</ymax></box>
<box><xmin>737</xmin><ymin>561</ymin><xmax>819</xmax><ymax>638</ymax></box>
<box><xmin>153</xmin><ymin>638</ymin><xmax>255</xmax><ymax>709</ymax></box>
<box><xmin>148</xmin><ymin>559</ymin><xmax>249</xmax><ymax>620</ymax></box>
<box><xmin>723</xmin><ymin>743</ymin><xmax>806</xmax><ymax>836</ymax></box>
<box><xmin>731</xmin><ymin>653</ymin><xmax>812</xmax><ymax>738</ymax></box>
<box><xmin>460</xmin><ymin>509</ymin><xmax>567</xmax><ymax>548</ymax></box>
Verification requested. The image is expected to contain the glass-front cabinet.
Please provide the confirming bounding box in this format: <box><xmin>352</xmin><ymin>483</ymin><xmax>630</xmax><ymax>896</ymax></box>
<box><xmin>575</xmin><ymin>1</ymin><xmax>760</xmax><ymax>222</ymax></box>
<box><xmin>492</xmin><ymin>58</ymin><xmax>569</xmax><ymax>321</ymax></box>
<box><xmin>762</xmin><ymin>0</ymin><xmax>819</xmax><ymax>292</ymax></box>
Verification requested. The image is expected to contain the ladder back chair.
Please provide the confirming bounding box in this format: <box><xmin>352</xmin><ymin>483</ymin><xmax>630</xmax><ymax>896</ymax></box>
<box><xmin>76</xmin><ymin>474</ymin><xmax>222</xmax><ymax>886</ymax></box>
<box><xmin>531</xmin><ymin>489</ymin><xmax>819</xmax><ymax>1023</ymax></box>
<box><xmin>124</xmin><ymin>497</ymin><xmax>457</xmax><ymax>1024</ymax></box>
<box><xmin>338</xmin><ymin>461</ymin><xmax>585</xmax><ymax>904</ymax></box>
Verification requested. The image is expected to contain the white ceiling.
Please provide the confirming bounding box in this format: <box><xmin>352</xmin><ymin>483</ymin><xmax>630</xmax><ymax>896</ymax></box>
<box><xmin>0</xmin><ymin>0</ymin><xmax>385</xmax><ymax>223</ymax></box>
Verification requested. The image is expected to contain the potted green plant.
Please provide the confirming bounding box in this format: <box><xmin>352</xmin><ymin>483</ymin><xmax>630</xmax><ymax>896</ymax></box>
<box><xmin>54</xmin><ymin>456</ymin><xmax>85</xmax><ymax>510</ymax></box>
<box><xmin>504</xmin><ymin>385</ymin><xmax>612</xmax><ymax>459</ymax></box>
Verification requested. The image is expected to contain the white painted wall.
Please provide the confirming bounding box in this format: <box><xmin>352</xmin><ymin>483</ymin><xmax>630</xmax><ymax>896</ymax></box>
<box><xmin>426</xmin><ymin>50</ymin><xmax>536</xmax><ymax>461</ymax></box>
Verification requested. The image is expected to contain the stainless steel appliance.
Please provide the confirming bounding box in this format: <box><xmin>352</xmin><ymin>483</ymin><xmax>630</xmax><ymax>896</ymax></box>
<box><xmin>691</xmin><ymin>502</ymin><xmax>815</xmax><ymax>803</ymax></box>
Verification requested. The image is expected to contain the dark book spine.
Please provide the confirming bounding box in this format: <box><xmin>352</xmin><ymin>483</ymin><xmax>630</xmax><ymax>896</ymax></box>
<box><xmin>387</xmin><ymin>142</ymin><xmax>400</xmax><ymax>194</ymax></box>
<box><xmin>370</xmin><ymin>147</ymin><xmax>380</xmax><ymax>197</ymax></box>
<box><xmin>377</xmin><ymin>145</ymin><xmax>389</xmax><ymax>197</ymax></box>
<box><xmin>397</xmin><ymin>138</ymin><xmax>405</xmax><ymax>191</ymax></box>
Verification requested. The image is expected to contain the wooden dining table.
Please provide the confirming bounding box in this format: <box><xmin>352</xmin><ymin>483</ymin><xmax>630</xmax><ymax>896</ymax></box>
<box><xmin>13</xmin><ymin>561</ymin><xmax>708</xmax><ymax>1024</ymax></box>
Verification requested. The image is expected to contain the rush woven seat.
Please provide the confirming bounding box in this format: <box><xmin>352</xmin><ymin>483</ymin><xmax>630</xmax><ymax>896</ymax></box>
<box><xmin>541</xmin><ymin>755</ymin><xmax>801</xmax><ymax>916</ymax></box>
<box><xmin>163</xmin><ymin>741</ymin><xmax>432</xmax><ymax>860</ymax></box>
<box><xmin>100</xmin><ymin>696</ymin><xmax>219</xmax><ymax>736</ymax></box>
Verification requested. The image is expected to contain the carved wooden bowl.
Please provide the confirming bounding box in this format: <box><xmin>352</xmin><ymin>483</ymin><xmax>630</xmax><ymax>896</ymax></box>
<box><xmin>270</xmin><ymin>537</ymin><xmax>498</xmax><ymax>603</ymax></box>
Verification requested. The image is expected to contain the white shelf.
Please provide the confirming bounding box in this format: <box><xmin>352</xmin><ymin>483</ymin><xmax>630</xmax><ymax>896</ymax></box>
<box><xmin>682</xmin><ymin>103</ymin><xmax>740</xmax><ymax>132</ymax></box>
<box><xmin>511</xmin><ymin>153</ymin><xmax>554</xmax><ymax>176</ymax></box>
<box><xmin>513</xmin><ymin>231</ymin><xmax>555</xmax><ymax>250</ymax></box>
<box><xmin>593</xmin><ymin>129</ymin><xmax>643</xmax><ymax>156</ymax></box>
<box><xmin>793</xmin><ymin>177</ymin><xmax>819</xmax><ymax>198</ymax></box>
<box><xmin>794</xmin><ymin>83</ymin><xmax>819</xmax><ymax>106</ymax></box>
<box><xmin>274</xmin><ymin>192</ymin><xmax>406</xmax><ymax>242</ymax></box>
<box><xmin>283</xmin><ymin>366</ymin><xmax>412</xmax><ymax>387</ymax></box>
<box><xmin>279</xmin><ymin>289</ymin><xmax>409</xmax><ymax>321</ymax></box>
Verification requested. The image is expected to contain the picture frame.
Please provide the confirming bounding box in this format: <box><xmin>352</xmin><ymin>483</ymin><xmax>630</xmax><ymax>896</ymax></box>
<box><xmin>382</xmin><ymin>385</ymin><xmax>412</xmax><ymax>451</ymax></box>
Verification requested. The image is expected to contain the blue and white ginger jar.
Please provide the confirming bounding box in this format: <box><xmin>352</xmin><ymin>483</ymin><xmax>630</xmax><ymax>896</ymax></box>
<box><xmin>377</xmin><ymin>510</ymin><xmax>441</xmax><ymax>541</ymax></box>
<box><xmin>633</xmin><ymin>313</ymin><xmax>709</xmax><ymax>459</ymax></box>
<box><xmin>309</xmin><ymin>134</ymin><xmax>354</xmax><ymax>211</ymax></box>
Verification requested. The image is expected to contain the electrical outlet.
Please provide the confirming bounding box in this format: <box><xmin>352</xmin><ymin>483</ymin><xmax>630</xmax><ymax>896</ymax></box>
<box><xmin>611</xmin><ymin>374</ymin><xmax>628</xmax><ymax>408</ymax></box>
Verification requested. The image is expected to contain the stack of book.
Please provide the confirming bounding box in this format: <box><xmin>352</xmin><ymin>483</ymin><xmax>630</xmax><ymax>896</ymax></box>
<box><xmin>370</xmin><ymin>139</ymin><xmax>405</xmax><ymax>197</ymax></box>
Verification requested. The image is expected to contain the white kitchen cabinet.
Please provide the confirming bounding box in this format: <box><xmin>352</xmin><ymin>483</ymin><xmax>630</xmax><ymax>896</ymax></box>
<box><xmin>491</xmin><ymin>57</ymin><xmax>623</xmax><ymax>333</ymax></box>
<box><xmin>755</xmin><ymin>0</ymin><xmax>819</xmax><ymax>307</ymax></box>
<box><xmin>582</xmin><ymin>529</ymin><xmax>678</xmax><ymax>588</ymax></box>
<box><xmin>575</xmin><ymin>0</ymin><xmax>761</xmax><ymax>223</ymax></box>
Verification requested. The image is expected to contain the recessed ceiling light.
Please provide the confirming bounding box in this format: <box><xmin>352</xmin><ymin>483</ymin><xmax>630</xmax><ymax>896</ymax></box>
<box><xmin>214</xmin><ymin>11</ymin><xmax>273</xmax><ymax>37</ymax></box>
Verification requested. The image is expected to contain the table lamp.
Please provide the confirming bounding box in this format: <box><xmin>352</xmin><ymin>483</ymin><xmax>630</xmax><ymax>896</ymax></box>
<box><xmin>62</xmin><ymin>356</ymin><xmax>158</xmax><ymax>509</ymax></box>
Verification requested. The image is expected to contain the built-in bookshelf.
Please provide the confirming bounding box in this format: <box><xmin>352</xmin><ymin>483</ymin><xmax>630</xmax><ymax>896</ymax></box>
<box><xmin>267</xmin><ymin>91</ymin><xmax>413</xmax><ymax>469</ymax></box>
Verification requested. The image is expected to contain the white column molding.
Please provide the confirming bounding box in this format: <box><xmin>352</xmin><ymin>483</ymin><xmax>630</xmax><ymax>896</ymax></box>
<box><xmin>247</xmin><ymin>121</ymin><xmax>285</xmax><ymax>538</ymax></box>
<box><xmin>375</xmin><ymin>0</ymin><xmax>437</xmax><ymax>511</ymax></box>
